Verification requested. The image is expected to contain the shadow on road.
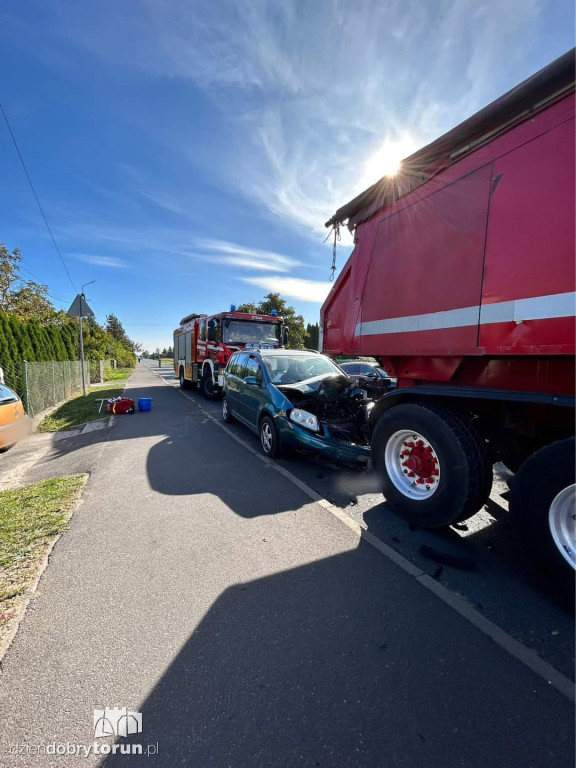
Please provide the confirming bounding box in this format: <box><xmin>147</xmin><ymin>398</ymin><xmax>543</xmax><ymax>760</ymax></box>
<box><xmin>98</xmin><ymin>538</ymin><xmax>574</xmax><ymax>767</ymax></box>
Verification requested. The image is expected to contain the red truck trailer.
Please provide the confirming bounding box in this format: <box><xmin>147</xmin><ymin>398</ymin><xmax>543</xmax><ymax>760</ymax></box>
<box><xmin>174</xmin><ymin>308</ymin><xmax>285</xmax><ymax>399</ymax></box>
<box><xmin>321</xmin><ymin>49</ymin><xmax>575</xmax><ymax>598</ymax></box>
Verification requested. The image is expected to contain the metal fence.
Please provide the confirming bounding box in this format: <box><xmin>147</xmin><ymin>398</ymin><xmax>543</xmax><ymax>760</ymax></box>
<box><xmin>22</xmin><ymin>360</ymin><xmax>91</xmax><ymax>417</ymax></box>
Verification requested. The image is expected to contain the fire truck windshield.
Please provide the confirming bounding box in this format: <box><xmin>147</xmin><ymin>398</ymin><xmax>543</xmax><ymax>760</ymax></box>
<box><xmin>224</xmin><ymin>320</ymin><xmax>280</xmax><ymax>345</ymax></box>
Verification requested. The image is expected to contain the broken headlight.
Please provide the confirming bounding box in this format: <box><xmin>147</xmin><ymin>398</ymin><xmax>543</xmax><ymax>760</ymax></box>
<box><xmin>289</xmin><ymin>408</ymin><xmax>319</xmax><ymax>432</ymax></box>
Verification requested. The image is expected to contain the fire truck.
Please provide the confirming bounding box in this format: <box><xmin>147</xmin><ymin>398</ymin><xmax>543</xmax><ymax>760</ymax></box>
<box><xmin>321</xmin><ymin>49</ymin><xmax>575</xmax><ymax>598</ymax></box>
<box><xmin>174</xmin><ymin>307</ymin><xmax>286</xmax><ymax>399</ymax></box>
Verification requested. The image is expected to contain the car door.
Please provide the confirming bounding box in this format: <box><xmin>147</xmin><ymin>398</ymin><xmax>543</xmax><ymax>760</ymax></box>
<box><xmin>237</xmin><ymin>355</ymin><xmax>267</xmax><ymax>428</ymax></box>
<box><xmin>226</xmin><ymin>352</ymin><xmax>248</xmax><ymax>416</ymax></box>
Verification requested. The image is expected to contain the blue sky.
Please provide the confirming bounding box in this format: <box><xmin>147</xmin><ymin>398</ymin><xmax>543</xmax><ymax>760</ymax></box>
<box><xmin>0</xmin><ymin>0</ymin><xmax>573</xmax><ymax>351</ymax></box>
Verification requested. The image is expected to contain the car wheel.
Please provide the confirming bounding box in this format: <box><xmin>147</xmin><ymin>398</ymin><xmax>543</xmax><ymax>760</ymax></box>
<box><xmin>371</xmin><ymin>403</ymin><xmax>492</xmax><ymax>528</ymax></box>
<box><xmin>200</xmin><ymin>369</ymin><xmax>220</xmax><ymax>400</ymax></box>
<box><xmin>510</xmin><ymin>438</ymin><xmax>575</xmax><ymax>605</ymax></box>
<box><xmin>260</xmin><ymin>415</ymin><xmax>281</xmax><ymax>459</ymax></box>
<box><xmin>222</xmin><ymin>395</ymin><xmax>234</xmax><ymax>423</ymax></box>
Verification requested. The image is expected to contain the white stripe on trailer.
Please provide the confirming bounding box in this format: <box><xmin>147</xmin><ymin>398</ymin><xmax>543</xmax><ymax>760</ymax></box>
<box><xmin>479</xmin><ymin>291</ymin><xmax>576</xmax><ymax>324</ymax></box>
<box><xmin>355</xmin><ymin>291</ymin><xmax>576</xmax><ymax>337</ymax></box>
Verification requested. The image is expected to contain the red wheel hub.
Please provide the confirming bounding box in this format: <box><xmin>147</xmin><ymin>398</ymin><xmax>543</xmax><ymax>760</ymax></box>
<box><xmin>401</xmin><ymin>440</ymin><xmax>438</xmax><ymax>485</ymax></box>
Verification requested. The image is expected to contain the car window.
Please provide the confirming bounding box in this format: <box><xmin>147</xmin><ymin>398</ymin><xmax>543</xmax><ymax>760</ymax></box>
<box><xmin>244</xmin><ymin>356</ymin><xmax>262</xmax><ymax>382</ymax></box>
<box><xmin>342</xmin><ymin>363</ymin><xmax>358</xmax><ymax>374</ymax></box>
<box><xmin>0</xmin><ymin>384</ymin><xmax>18</xmax><ymax>403</ymax></box>
<box><xmin>358</xmin><ymin>364</ymin><xmax>374</xmax><ymax>374</ymax></box>
<box><xmin>232</xmin><ymin>352</ymin><xmax>249</xmax><ymax>378</ymax></box>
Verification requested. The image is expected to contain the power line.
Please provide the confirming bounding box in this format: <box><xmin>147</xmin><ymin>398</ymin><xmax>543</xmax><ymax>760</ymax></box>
<box><xmin>18</xmin><ymin>264</ymin><xmax>72</xmax><ymax>303</ymax></box>
<box><xmin>0</xmin><ymin>102</ymin><xmax>77</xmax><ymax>293</ymax></box>
<box><xmin>11</xmin><ymin>276</ymin><xmax>70</xmax><ymax>306</ymax></box>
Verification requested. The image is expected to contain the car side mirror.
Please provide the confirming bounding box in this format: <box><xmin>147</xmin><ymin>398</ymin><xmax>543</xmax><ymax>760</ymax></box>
<box><xmin>282</xmin><ymin>328</ymin><xmax>289</xmax><ymax>346</ymax></box>
<box><xmin>244</xmin><ymin>376</ymin><xmax>259</xmax><ymax>386</ymax></box>
<box><xmin>366</xmin><ymin>372</ymin><xmax>377</xmax><ymax>379</ymax></box>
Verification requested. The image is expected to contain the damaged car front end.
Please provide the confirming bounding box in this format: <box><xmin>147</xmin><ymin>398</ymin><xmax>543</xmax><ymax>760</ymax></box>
<box><xmin>223</xmin><ymin>349</ymin><xmax>372</xmax><ymax>463</ymax></box>
<box><xmin>275</xmin><ymin>373</ymin><xmax>372</xmax><ymax>463</ymax></box>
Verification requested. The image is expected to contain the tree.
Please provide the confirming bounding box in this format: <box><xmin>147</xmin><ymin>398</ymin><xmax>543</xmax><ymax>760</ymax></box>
<box><xmin>0</xmin><ymin>242</ymin><xmax>21</xmax><ymax>311</ymax></box>
<box><xmin>236</xmin><ymin>293</ymin><xmax>307</xmax><ymax>349</ymax></box>
<box><xmin>305</xmin><ymin>322</ymin><xmax>320</xmax><ymax>350</ymax></box>
<box><xmin>9</xmin><ymin>281</ymin><xmax>54</xmax><ymax>323</ymax></box>
<box><xmin>105</xmin><ymin>314</ymin><xmax>130</xmax><ymax>344</ymax></box>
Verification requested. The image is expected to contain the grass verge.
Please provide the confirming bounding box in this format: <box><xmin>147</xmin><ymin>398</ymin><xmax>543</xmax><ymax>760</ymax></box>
<box><xmin>104</xmin><ymin>367</ymin><xmax>133</xmax><ymax>381</ymax></box>
<box><xmin>0</xmin><ymin>475</ymin><xmax>88</xmax><ymax>655</ymax></box>
<box><xmin>37</xmin><ymin>382</ymin><xmax>126</xmax><ymax>432</ymax></box>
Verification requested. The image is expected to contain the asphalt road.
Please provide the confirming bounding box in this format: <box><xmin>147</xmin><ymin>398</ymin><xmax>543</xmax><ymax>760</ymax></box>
<box><xmin>153</xmin><ymin>363</ymin><xmax>576</xmax><ymax>680</ymax></box>
<box><xmin>0</xmin><ymin>364</ymin><xmax>573</xmax><ymax>767</ymax></box>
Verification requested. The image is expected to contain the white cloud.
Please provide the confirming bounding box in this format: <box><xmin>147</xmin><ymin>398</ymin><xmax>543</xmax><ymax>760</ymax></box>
<box><xmin>71</xmin><ymin>253</ymin><xmax>128</xmax><ymax>268</ymax></box>
<box><xmin>192</xmin><ymin>239</ymin><xmax>302</xmax><ymax>272</ymax></box>
<box><xmin>52</xmin><ymin>0</ymin><xmax>544</xmax><ymax>242</ymax></box>
<box><xmin>240</xmin><ymin>276</ymin><xmax>332</xmax><ymax>303</ymax></box>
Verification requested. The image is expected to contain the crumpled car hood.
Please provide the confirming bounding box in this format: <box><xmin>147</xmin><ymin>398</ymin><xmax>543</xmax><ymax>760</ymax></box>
<box><xmin>277</xmin><ymin>374</ymin><xmax>362</xmax><ymax>401</ymax></box>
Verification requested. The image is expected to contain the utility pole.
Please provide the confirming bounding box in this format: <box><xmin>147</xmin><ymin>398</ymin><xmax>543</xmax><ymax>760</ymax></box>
<box><xmin>67</xmin><ymin>281</ymin><xmax>95</xmax><ymax>397</ymax></box>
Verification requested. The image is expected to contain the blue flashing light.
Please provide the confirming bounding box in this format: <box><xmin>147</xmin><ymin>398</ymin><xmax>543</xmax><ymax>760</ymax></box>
<box><xmin>270</xmin><ymin>309</ymin><xmax>277</xmax><ymax>316</ymax></box>
<box><xmin>230</xmin><ymin>304</ymin><xmax>237</xmax><ymax>311</ymax></box>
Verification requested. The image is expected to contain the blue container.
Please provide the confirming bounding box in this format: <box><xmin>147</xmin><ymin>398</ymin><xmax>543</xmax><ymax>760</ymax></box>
<box><xmin>138</xmin><ymin>397</ymin><xmax>152</xmax><ymax>412</ymax></box>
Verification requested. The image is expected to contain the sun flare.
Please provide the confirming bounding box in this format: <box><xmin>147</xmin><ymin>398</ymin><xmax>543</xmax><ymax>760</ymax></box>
<box><xmin>358</xmin><ymin>135</ymin><xmax>418</xmax><ymax>189</ymax></box>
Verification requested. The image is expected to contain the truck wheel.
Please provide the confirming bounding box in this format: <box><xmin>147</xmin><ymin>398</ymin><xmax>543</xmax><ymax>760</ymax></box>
<box><xmin>260</xmin><ymin>415</ymin><xmax>281</xmax><ymax>459</ymax></box>
<box><xmin>179</xmin><ymin>367</ymin><xmax>190</xmax><ymax>389</ymax></box>
<box><xmin>371</xmin><ymin>403</ymin><xmax>492</xmax><ymax>528</ymax></box>
<box><xmin>222</xmin><ymin>395</ymin><xmax>234</xmax><ymax>423</ymax></box>
<box><xmin>200</xmin><ymin>369</ymin><xmax>219</xmax><ymax>400</ymax></box>
<box><xmin>510</xmin><ymin>438</ymin><xmax>575</xmax><ymax>604</ymax></box>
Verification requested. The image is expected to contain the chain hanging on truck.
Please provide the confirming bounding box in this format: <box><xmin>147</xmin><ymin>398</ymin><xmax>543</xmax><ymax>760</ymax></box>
<box><xmin>324</xmin><ymin>221</ymin><xmax>341</xmax><ymax>282</ymax></box>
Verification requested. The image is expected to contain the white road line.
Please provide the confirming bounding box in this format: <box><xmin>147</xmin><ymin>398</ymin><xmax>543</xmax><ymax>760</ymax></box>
<box><xmin>154</xmin><ymin>370</ymin><xmax>575</xmax><ymax>703</ymax></box>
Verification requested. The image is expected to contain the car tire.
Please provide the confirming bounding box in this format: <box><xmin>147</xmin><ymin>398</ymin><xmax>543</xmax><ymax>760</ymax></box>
<box><xmin>222</xmin><ymin>395</ymin><xmax>234</xmax><ymax>424</ymax></box>
<box><xmin>260</xmin><ymin>415</ymin><xmax>281</xmax><ymax>459</ymax></box>
<box><xmin>371</xmin><ymin>402</ymin><xmax>492</xmax><ymax>528</ymax></box>
<box><xmin>200</xmin><ymin>369</ymin><xmax>220</xmax><ymax>400</ymax></box>
<box><xmin>510</xmin><ymin>438</ymin><xmax>575</xmax><ymax>605</ymax></box>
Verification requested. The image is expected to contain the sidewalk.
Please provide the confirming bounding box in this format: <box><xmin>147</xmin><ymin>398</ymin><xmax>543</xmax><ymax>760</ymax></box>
<box><xmin>0</xmin><ymin>366</ymin><xmax>573</xmax><ymax>767</ymax></box>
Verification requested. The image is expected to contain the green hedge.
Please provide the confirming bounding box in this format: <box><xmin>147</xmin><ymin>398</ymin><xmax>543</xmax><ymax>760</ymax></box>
<box><xmin>0</xmin><ymin>312</ymin><xmax>77</xmax><ymax>396</ymax></box>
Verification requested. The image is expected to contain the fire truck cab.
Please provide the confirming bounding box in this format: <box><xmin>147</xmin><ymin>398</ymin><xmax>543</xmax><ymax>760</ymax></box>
<box><xmin>174</xmin><ymin>308</ymin><xmax>285</xmax><ymax>399</ymax></box>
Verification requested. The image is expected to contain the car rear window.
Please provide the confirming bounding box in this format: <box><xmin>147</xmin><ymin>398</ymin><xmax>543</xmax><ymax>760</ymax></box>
<box><xmin>0</xmin><ymin>384</ymin><xmax>18</xmax><ymax>403</ymax></box>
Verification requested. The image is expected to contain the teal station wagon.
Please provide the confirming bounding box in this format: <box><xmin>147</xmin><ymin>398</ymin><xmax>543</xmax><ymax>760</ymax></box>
<box><xmin>222</xmin><ymin>348</ymin><xmax>372</xmax><ymax>464</ymax></box>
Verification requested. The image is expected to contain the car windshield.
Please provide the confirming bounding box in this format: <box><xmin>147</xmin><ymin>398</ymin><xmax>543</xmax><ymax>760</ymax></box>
<box><xmin>375</xmin><ymin>367</ymin><xmax>388</xmax><ymax>377</ymax></box>
<box><xmin>224</xmin><ymin>321</ymin><xmax>280</xmax><ymax>345</ymax></box>
<box><xmin>263</xmin><ymin>354</ymin><xmax>343</xmax><ymax>385</ymax></box>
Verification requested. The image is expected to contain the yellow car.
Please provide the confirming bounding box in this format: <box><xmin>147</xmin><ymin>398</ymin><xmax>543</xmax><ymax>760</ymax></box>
<box><xmin>0</xmin><ymin>383</ymin><xmax>29</xmax><ymax>452</ymax></box>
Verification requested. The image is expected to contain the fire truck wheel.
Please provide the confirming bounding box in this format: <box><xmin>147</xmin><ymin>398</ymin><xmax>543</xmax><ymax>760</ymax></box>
<box><xmin>179</xmin><ymin>368</ymin><xmax>190</xmax><ymax>389</ymax></box>
<box><xmin>260</xmin><ymin>415</ymin><xmax>281</xmax><ymax>459</ymax></box>
<box><xmin>371</xmin><ymin>402</ymin><xmax>491</xmax><ymax>528</ymax></box>
<box><xmin>222</xmin><ymin>395</ymin><xmax>234</xmax><ymax>423</ymax></box>
<box><xmin>200</xmin><ymin>369</ymin><xmax>220</xmax><ymax>400</ymax></box>
<box><xmin>510</xmin><ymin>438</ymin><xmax>575</xmax><ymax>605</ymax></box>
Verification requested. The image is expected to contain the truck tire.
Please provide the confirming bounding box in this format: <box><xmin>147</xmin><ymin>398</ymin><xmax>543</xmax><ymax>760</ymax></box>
<box><xmin>179</xmin><ymin>367</ymin><xmax>190</xmax><ymax>389</ymax></box>
<box><xmin>509</xmin><ymin>438</ymin><xmax>575</xmax><ymax>604</ymax></box>
<box><xmin>371</xmin><ymin>402</ymin><xmax>492</xmax><ymax>528</ymax></box>
<box><xmin>200</xmin><ymin>369</ymin><xmax>219</xmax><ymax>400</ymax></box>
